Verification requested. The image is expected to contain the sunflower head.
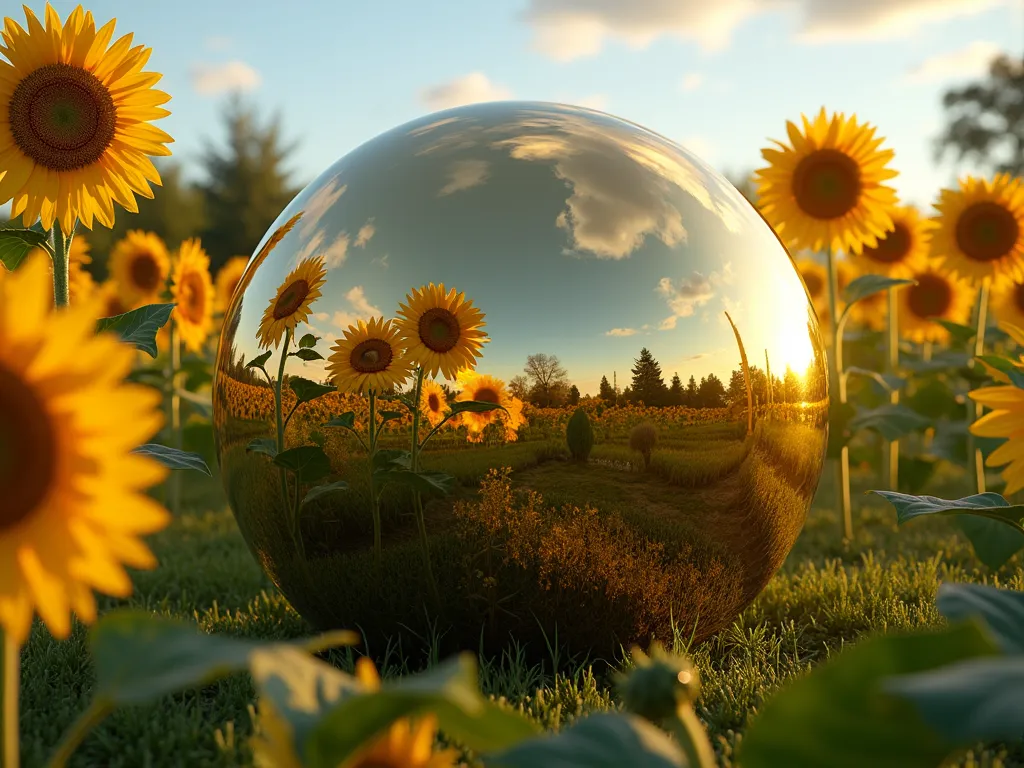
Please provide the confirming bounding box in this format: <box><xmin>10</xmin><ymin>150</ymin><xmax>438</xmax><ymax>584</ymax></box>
<box><xmin>990</xmin><ymin>278</ymin><xmax>1024</xmax><ymax>333</ymax></box>
<box><xmin>95</xmin><ymin>279</ymin><xmax>129</xmax><ymax>319</ymax></box>
<box><xmin>796</xmin><ymin>257</ymin><xmax>853</xmax><ymax>331</ymax></box>
<box><xmin>257</xmin><ymin>256</ymin><xmax>328</xmax><ymax>350</ymax></box>
<box><xmin>849</xmin><ymin>204</ymin><xmax>932</xmax><ymax>278</ymax></box>
<box><xmin>897</xmin><ymin>267</ymin><xmax>973</xmax><ymax>344</ymax></box>
<box><xmin>756</xmin><ymin>108</ymin><xmax>899</xmax><ymax>255</ymax></box>
<box><xmin>419</xmin><ymin>379</ymin><xmax>449</xmax><ymax>427</ymax></box>
<box><xmin>396</xmin><ymin>283</ymin><xmax>489</xmax><ymax>381</ymax></box>
<box><xmin>930</xmin><ymin>174</ymin><xmax>1024</xmax><ymax>289</ymax></box>
<box><xmin>171</xmin><ymin>239</ymin><xmax>214</xmax><ymax>353</ymax></box>
<box><xmin>454</xmin><ymin>370</ymin><xmax>526</xmax><ymax>443</ymax></box>
<box><xmin>215</xmin><ymin>255</ymin><xmax>249</xmax><ymax>313</ymax></box>
<box><xmin>327</xmin><ymin>317</ymin><xmax>414</xmax><ymax>395</ymax></box>
<box><xmin>110</xmin><ymin>231</ymin><xmax>170</xmax><ymax>306</ymax></box>
<box><xmin>0</xmin><ymin>4</ymin><xmax>173</xmax><ymax>235</ymax></box>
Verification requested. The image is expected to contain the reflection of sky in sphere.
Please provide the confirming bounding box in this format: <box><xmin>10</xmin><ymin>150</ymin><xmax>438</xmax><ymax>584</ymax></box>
<box><xmin>234</xmin><ymin>102</ymin><xmax>818</xmax><ymax>396</ymax></box>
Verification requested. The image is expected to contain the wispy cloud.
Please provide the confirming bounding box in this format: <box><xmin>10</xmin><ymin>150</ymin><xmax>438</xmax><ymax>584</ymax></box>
<box><xmin>331</xmin><ymin>286</ymin><xmax>383</xmax><ymax>331</ymax></box>
<box><xmin>439</xmin><ymin>159</ymin><xmax>491</xmax><ymax>196</ymax></box>
<box><xmin>420</xmin><ymin>72</ymin><xmax>512</xmax><ymax>111</ymax></box>
<box><xmin>606</xmin><ymin>327</ymin><xmax>639</xmax><ymax>337</ymax></box>
<box><xmin>190</xmin><ymin>61</ymin><xmax>260</xmax><ymax>95</ymax></box>
<box><xmin>657</xmin><ymin>263</ymin><xmax>733</xmax><ymax>330</ymax></box>
<box><xmin>680</xmin><ymin>73</ymin><xmax>703</xmax><ymax>91</ymax></box>
<box><xmin>355</xmin><ymin>220</ymin><xmax>376</xmax><ymax>248</ymax></box>
<box><xmin>904</xmin><ymin>40</ymin><xmax>1000</xmax><ymax>83</ymax></box>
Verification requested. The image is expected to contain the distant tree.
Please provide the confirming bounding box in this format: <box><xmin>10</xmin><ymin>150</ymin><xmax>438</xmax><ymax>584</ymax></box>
<box><xmin>698</xmin><ymin>373</ymin><xmax>727</xmax><ymax>409</ymax></box>
<box><xmin>621</xmin><ymin>386</ymin><xmax>634</xmax><ymax>403</ymax></box>
<box><xmin>523</xmin><ymin>353</ymin><xmax>570</xmax><ymax>407</ymax></box>
<box><xmin>668</xmin><ymin>373</ymin><xmax>684</xmax><ymax>406</ymax></box>
<box><xmin>508</xmin><ymin>375</ymin><xmax>531</xmax><ymax>401</ymax></box>
<box><xmin>598</xmin><ymin>375</ymin><xmax>616</xmax><ymax>404</ymax></box>
<box><xmin>684</xmin><ymin>375</ymin><xmax>698</xmax><ymax>407</ymax></box>
<box><xmin>782</xmin><ymin>366</ymin><xmax>803</xmax><ymax>403</ymax></box>
<box><xmin>727</xmin><ymin>368</ymin><xmax>746</xmax><ymax>405</ymax></box>
<box><xmin>630</xmin><ymin>347</ymin><xmax>668</xmax><ymax>406</ymax></box>
<box><xmin>935</xmin><ymin>53</ymin><xmax>1024</xmax><ymax>176</ymax></box>
<box><xmin>567</xmin><ymin>384</ymin><xmax>581</xmax><ymax>405</ymax></box>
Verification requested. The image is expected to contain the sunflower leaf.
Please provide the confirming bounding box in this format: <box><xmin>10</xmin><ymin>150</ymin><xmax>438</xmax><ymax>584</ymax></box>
<box><xmin>976</xmin><ymin>355</ymin><xmax>1024</xmax><ymax>388</ymax></box>
<box><xmin>132</xmin><ymin>443</ymin><xmax>212</xmax><ymax>475</ymax></box>
<box><xmin>844</xmin><ymin>367</ymin><xmax>905</xmax><ymax>393</ymax></box>
<box><xmin>246</xmin><ymin>351</ymin><xmax>273</xmax><ymax>370</ymax></box>
<box><xmin>96</xmin><ymin>303</ymin><xmax>176</xmax><ymax>358</ymax></box>
<box><xmin>298</xmin><ymin>333</ymin><xmax>319</xmax><ymax>349</ymax></box>
<box><xmin>953</xmin><ymin>515</ymin><xmax>1024</xmax><ymax>570</ymax></box>
<box><xmin>868</xmin><ymin>491</ymin><xmax>1024</xmax><ymax>541</ymax></box>
<box><xmin>289</xmin><ymin>377</ymin><xmax>335</xmax><ymax>404</ymax></box>
<box><xmin>324</xmin><ymin>412</ymin><xmax>356</xmax><ymax>430</ymax></box>
<box><xmin>246</xmin><ymin>438</ymin><xmax>279</xmax><ymax>459</ymax></box>
<box><xmin>0</xmin><ymin>226</ymin><xmax>49</xmax><ymax>271</ymax></box>
<box><xmin>274</xmin><ymin>445</ymin><xmax>333</xmax><ymax>485</ymax></box>
<box><xmin>449</xmin><ymin>400</ymin><xmax>510</xmax><ymax>415</ymax></box>
<box><xmin>936</xmin><ymin>582</ymin><xmax>1024</xmax><ymax>654</ymax></box>
<box><xmin>301</xmin><ymin>480</ymin><xmax>350</xmax><ymax>508</ymax></box>
<box><xmin>308</xmin><ymin>430</ymin><xmax>326</xmax><ymax>448</ymax></box>
<box><xmin>934</xmin><ymin>320</ymin><xmax>977</xmax><ymax>347</ymax></box>
<box><xmin>174</xmin><ymin>388</ymin><xmax>213</xmax><ymax>418</ymax></box>
<box><xmin>841</xmin><ymin>275</ymin><xmax>915</xmax><ymax>308</ymax></box>
<box><xmin>849</xmin><ymin>404</ymin><xmax>931</xmax><ymax>441</ymax></box>
<box><xmin>373</xmin><ymin>468</ymin><xmax>455</xmax><ymax>497</ymax></box>
<box><xmin>291</xmin><ymin>348</ymin><xmax>324</xmax><ymax>362</ymax></box>
<box><xmin>377</xmin><ymin>410</ymin><xmax>404</xmax><ymax>424</ymax></box>
<box><xmin>371</xmin><ymin>449</ymin><xmax>411</xmax><ymax>471</ymax></box>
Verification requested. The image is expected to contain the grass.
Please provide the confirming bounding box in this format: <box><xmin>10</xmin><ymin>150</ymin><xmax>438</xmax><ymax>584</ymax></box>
<box><xmin>17</xmin><ymin>458</ymin><xmax>1024</xmax><ymax>767</ymax></box>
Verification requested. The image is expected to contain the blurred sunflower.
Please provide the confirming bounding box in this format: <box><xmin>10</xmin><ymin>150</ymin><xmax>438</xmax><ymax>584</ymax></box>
<box><xmin>896</xmin><ymin>267</ymin><xmax>973</xmax><ymax>344</ymax></box>
<box><xmin>930</xmin><ymin>174</ymin><xmax>1024</xmax><ymax>289</ymax></box>
<box><xmin>454</xmin><ymin>370</ymin><xmax>525</xmax><ymax>443</ymax></box>
<box><xmin>109</xmin><ymin>231</ymin><xmax>170</xmax><ymax>307</ymax></box>
<box><xmin>94</xmin><ymin>279</ymin><xmax>129</xmax><ymax>318</ymax></box>
<box><xmin>170</xmin><ymin>239</ymin><xmax>214</xmax><ymax>353</ymax></box>
<box><xmin>0</xmin><ymin>4</ymin><xmax>173</xmax><ymax>235</ymax></box>
<box><xmin>419</xmin><ymin>379</ymin><xmax>449</xmax><ymax>427</ymax></box>
<box><xmin>327</xmin><ymin>317</ymin><xmax>413</xmax><ymax>394</ymax></box>
<box><xmin>230</xmin><ymin>212</ymin><xmax>304</xmax><ymax>320</ymax></box>
<box><xmin>756</xmin><ymin>108</ymin><xmax>898</xmax><ymax>255</ymax></box>
<box><xmin>0</xmin><ymin>256</ymin><xmax>169</xmax><ymax>644</ymax></box>
<box><xmin>989</xmin><ymin>278</ymin><xmax>1024</xmax><ymax>330</ymax></box>
<box><xmin>396</xmin><ymin>283</ymin><xmax>489</xmax><ymax>380</ymax></box>
<box><xmin>969</xmin><ymin>386</ymin><xmax>1024</xmax><ymax>494</ymax></box>
<box><xmin>214</xmin><ymin>256</ymin><xmax>248</xmax><ymax>313</ymax></box>
<box><xmin>257</xmin><ymin>255</ymin><xmax>327</xmax><ymax>350</ymax></box>
<box><xmin>847</xmin><ymin>282</ymin><xmax>888</xmax><ymax>332</ymax></box>
<box><xmin>848</xmin><ymin>204</ymin><xmax>932</xmax><ymax>278</ymax></box>
<box><xmin>796</xmin><ymin>257</ymin><xmax>853</xmax><ymax>332</ymax></box>
<box><xmin>252</xmin><ymin>657</ymin><xmax>458</xmax><ymax>768</ymax></box>
<box><xmin>67</xmin><ymin>235</ymin><xmax>95</xmax><ymax>302</ymax></box>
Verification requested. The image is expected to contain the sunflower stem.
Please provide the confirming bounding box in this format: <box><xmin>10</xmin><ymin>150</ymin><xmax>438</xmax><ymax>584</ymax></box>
<box><xmin>409</xmin><ymin>368</ymin><xmax>441</xmax><ymax>608</ymax></box>
<box><xmin>885</xmin><ymin>287</ymin><xmax>900</xmax><ymax>491</ymax></box>
<box><xmin>0</xmin><ymin>627</ymin><xmax>18</xmax><ymax>768</ymax></box>
<box><xmin>368</xmin><ymin>389</ymin><xmax>382</xmax><ymax>573</ymax></box>
<box><xmin>45</xmin><ymin>701</ymin><xmax>113</xmax><ymax>768</ymax></box>
<box><xmin>825</xmin><ymin>246</ymin><xmax>853</xmax><ymax>540</ymax></box>
<box><xmin>49</xmin><ymin>222</ymin><xmax>74</xmax><ymax>309</ymax></box>
<box><xmin>967</xmin><ymin>281</ymin><xmax>991</xmax><ymax>495</ymax></box>
<box><xmin>169</xmin><ymin>318</ymin><xmax>182</xmax><ymax>516</ymax></box>
<box><xmin>275</xmin><ymin>329</ymin><xmax>303</xmax><ymax>558</ymax></box>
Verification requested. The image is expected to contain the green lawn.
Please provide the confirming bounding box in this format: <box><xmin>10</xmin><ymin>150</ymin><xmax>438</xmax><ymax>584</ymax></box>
<box><xmin>18</xmin><ymin>461</ymin><xmax>1024</xmax><ymax>767</ymax></box>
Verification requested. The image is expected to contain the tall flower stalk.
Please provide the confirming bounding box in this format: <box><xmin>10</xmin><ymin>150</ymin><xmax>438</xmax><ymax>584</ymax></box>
<box><xmin>825</xmin><ymin>245</ymin><xmax>853</xmax><ymax>539</ymax></box>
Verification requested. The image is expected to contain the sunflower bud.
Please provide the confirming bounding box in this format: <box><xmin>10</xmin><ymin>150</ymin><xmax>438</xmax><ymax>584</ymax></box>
<box><xmin>616</xmin><ymin>641</ymin><xmax>700</xmax><ymax>723</ymax></box>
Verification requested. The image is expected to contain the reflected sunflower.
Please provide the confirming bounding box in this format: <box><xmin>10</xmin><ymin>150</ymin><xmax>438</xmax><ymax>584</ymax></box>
<box><xmin>756</xmin><ymin>108</ymin><xmax>899</xmax><ymax>255</ymax></box>
<box><xmin>848</xmin><ymin>204</ymin><xmax>932</xmax><ymax>278</ymax></box>
<box><xmin>214</xmin><ymin>256</ymin><xmax>248</xmax><ymax>313</ymax></box>
<box><xmin>257</xmin><ymin>256</ymin><xmax>327</xmax><ymax>349</ymax></box>
<box><xmin>989</xmin><ymin>278</ymin><xmax>1024</xmax><ymax>330</ymax></box>
<box><xmin>109</xmin><ymin>231</ymin><xmax>170</xmax><ymax>307</ymax></box>
<box><xmin>396</xmin><ymin>283</ymin><xmax>489</xmax><ymax>380</ymax></box>
<box><xmin>0</xmin><ymin>256</ymin><xmax>169</xmax><ymax>644</ymax></box>
<box><xmin>454</xmin><ymin>370</ymin><xmax>526</xmax><ymax>443</ymax></box>
<box><xmin>230</xmin><ymin>212</ymin><xmax>305</xmax><ymax>321</ymax></box>
<box><xmin>0</xmin><ymin>4</ymin><xmax>173</xmax><ymax>234</ymax></box>
<box><xmin>896</xmin><ymin>267</ymin><xmax>973</xmax><ymax>344</ymax></box>
<box><xmin>970</xmin><ymin>385</ymin><xmax>1024</xmax><ymax>494</ymax></box>
<box><xmin>170</xmin><ymin>239</ymin><xmax>214</xmax><ymax>353</ymax></box>
<box><xmin>327</xmin><ymin>317</ymin><xmax>413</xmax><ymax>394</ymax></box>
<box><xmin>419</xmin><ymin>379</ymin><xmax>449</xmax><ymax>427</ymax></box>
<box><xmin>930</xmin><ymin>174</ymin><xmax>1024</xmax><ymax>288</ymax></box>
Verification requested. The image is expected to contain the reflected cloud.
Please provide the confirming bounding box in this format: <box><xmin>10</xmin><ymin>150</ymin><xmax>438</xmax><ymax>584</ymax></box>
<box><xmin>331</xmin><ymin>286</ymin><xmax>382</xmax><ymax>331</ymax></box>
<box><xmin>408</xmin><ymin>116</ymin><xmax>465</xmax><ymax>138</ymax></box>
<box><xmin>606</xmin><ymin>327</ymin><xmax>638</xmax><ymax>337</ymax></box>
<box><xmin>296</xmin><ymin>230</ymin><xmax>350</xmax><ymax>269</ymax></box>
<box><xmin>354</xmin><ymin>220</ymin><xmax>376</xmax><ymax>247</ymax></box>
<box><xmin>657</xmin><ymin>266</ymin><xmax>734</xmax><ymax>329</ymax></box>
<box><xmin>439</xmin><ymin>159</ymin><xmax>492</xmax><ymax>196</ymax></box>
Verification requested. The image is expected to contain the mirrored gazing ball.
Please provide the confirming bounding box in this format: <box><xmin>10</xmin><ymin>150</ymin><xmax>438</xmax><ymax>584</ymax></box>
<box><xmin>212</xmin><ymin>101</ymin><xmax>829</xmax><ymax>661</ymax></box>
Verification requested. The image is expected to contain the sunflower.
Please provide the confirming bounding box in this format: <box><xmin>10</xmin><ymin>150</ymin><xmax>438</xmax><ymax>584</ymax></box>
<box><xmin>395</xmin><ymin>283</ymin><xmax>489</xmax><ymax>381</ymax></box>
<box><xmin>0</xmin><ymin>4</ymin><xmax>173</xmax><ymax>235</ymax></box>
<box><xmin>847</xmin><ymin>279</ymin><xmax>888</xmax><ymax>332</ymax></box>
<box><xmin>257</xmin><ymin>256</ymin><xmax>327</xmax><ymax>350</ymax></box>
<box><xmin>930</xmin><ymin>174</ymin><xmax>1024</xmax><ymax>288</ymax></box>
<box><xmin>419</xmin><ymin>379</ymin><xmax>449</xmax><ymax>427</ymax></box>
<box><xmin>756</xmin><ymin>108</ymin><xmax>899</xmax><ymax>255</ymax></box>
<box><xmin>989</xmin><ymin>278</ymin><xmax>1024</xmax><ymax>331</ymax></box>
<box><xmin>327</xmin><ymin>317</ymin><xmax>414</xmax><ymax>394</ymax></box>
<box><xmin>109</xmin><ymin>231</ymin><xmax>170</xmax><ymax>307</ymax></box>
<box><xmin>969</xmin><ymin>386</ymin><xmax>1024</xmax><ymax>494</ymax></box>
<box><xmin>170</xmin><ymin>239</ymin><xmax>214</xmax><ymax>353</ymax></box>
<box><xmin>454</xmin><ymin>370</ymin><xmax>526</xmax><ymax>443</ymax></box>
<box><xmin>214</xmin><ymin>256</ymin><xmax>248</xmax><ymax>313</ymax></box>
<box><xmin>848</xmin><ymin>204</ymin><xmax>932</xmax><ymax>278</ymax></box>
<box><xmin>896</xmin><ymin>267</ymin><xmax>973</xmax><ymax>344</ymax></box>
<box><xmin>94</xmin><ymin>279</ymin><xmax>129</xmax><ymax>318</ymax></box>
<box><xmin>796</xmin><ymin>257</ymin><xmax>853</xmax><ymax>332</ymax></box>
<box><xmin>251</xmin><ymin>657</ymin><xmax>458</xmax><ymax>768</ymax></box>
<box><xmin>0</xmin><ymin>255</ymin><xmax>169</xmax><ymax>644</ymax></box>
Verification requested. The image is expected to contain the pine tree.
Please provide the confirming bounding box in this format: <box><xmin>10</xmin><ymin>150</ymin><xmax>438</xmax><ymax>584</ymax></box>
<box><xmin>698</xmin><ymin>373</ymin><xmax>727</xmax><ymax>408</ymax></box>
<box><xmin>630</xmin><ymin>347</ymin><xmax>667</xmax><ymax>406</ymax></box>
<box><xmin>567</xmin><ymin>384</ymin><xmax>581</xmax><ymax>405</ymax></box>
<box><xmin>685</xmin><ymin>375</ymin><xmax>698</xmax><ymax>407</ymax></box>
<box><xmin>599</xmin><ymin>375</ymin><xmax>616</xmax><ymax>404</ymax></box>
<box><xmin>783</xmin><ymin>366</ymin><xmax>803</xmax><ymax>403</ymax></box>
<box><xmin>727</xmin><ymin>368</ymin><xmax>746</xmax><ymax>405</ymax></box>
<box><xmin>668</xmin><ymin>373</ymin><xmax>684</xmax><ymax>406</ymax></box>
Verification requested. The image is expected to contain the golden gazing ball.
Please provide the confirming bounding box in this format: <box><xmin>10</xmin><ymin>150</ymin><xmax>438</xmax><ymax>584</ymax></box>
<box><xmin>212</xmin><ymin>102</ymin><xmax>829</xmax><ymax>660</ymax></box>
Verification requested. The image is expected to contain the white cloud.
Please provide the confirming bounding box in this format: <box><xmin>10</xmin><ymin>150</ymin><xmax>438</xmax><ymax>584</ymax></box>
<box><xmin>190</xmin><ymin>61</ymin><xmax>260</xmax><ymax>95</ymax></box>
<box><xmin>575</xmin><ymin>94</ymin><xmax>609</xmax><ymax>110</ymax></box>
<box><xmin>606</xmin><ymin>327</ymin><xmax>639</xmax><ymax>336</ymax></box>
<box><xmin>680</xmin><ymin>73</ymin><xmax>704</xmax><ymax>91</ymax></box>
<box><xmin>521</xmin><ymin>0</ymin><xmax>1004</xmax><ymax>58</ymax></box>
<box><xmin>420</xmin><ymin>73</ymin><xmax>513</xmax><ymax>111</ymax></box>
<box><xmin>677</xmin><ymin>136</ymin><xmax>714</xmax><ymax>162</ymax></box>
<box><xmin>295</xmin><ymin>230</ymin><xmax>350</xmax><ymax>269</ymax></box>
<box><xmin>439</xmin><ymin>159</ymin><xmax>491</xmax><ymax>196</ymax></box>
<box><xmin>331</xmin><ymin>286</ymin><xmax>383</xmax><ymax>331</ymax></box>
<box><xmin>657</xmin><ymin>266</ymin><xmax>732</xmax><ymax>329</ymax></box>
<box><xmin>355</xmin><ymin>220</ymin><xmax>376</xmax><ymax>247</ymax></box>
<box><xmin>905</xmin><ymin>40</ymin><xmax>1000</xmax><ymax>83</ymax></box>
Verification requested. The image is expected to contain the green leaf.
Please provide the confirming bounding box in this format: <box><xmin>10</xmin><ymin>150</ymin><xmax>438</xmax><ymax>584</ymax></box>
<box><xmin>976</xmin><ymin>355</ymin><xmax>1024</xmax><ymax>388</ymax></box>
<box><xmin>89</xmin><ymin>610</ymin><xmax>358</xmax><ymax>707</ymax></box>
<box><xmin>291</xmin><ymin>348</ymin><xmax>324</xmax><ymax>362</ymax></box>
<box><xmin>884</xmin><ymin>657</ymin><xmax>1024</xmax><ymax>744</ymax></box>
<box><xmin>372</xmin><ymin>449</ymin><xmax>412</xmax><ymax>471</ymax></box>
<box><xmin>324</xmin><ymin>412</ymin><xmax>355</xmax><ymax>429</ymax></box>
<box><xmin>486</xmin><ymin>712</ymin><xmax>687</xmax><ymax>768</ymax></box>
<box><xmin>841</xmin><ymin>275</ymin><xmax>915</xmax><ymax>311</ymax></box>
<box><xmin>301</xmin><ymin>480</ymin><xmax>349</xmax><ymax>508</ymax></box>
<box><xmin>897</xmin><ymin>457</ymin><xmax>937</xmax><ymax>496</ymax></box>
<box><xmin>298</xmin><ymin>333</ymin><xmax>319</xmax><ymax>349</ymax></box>
<box><xmin>0</xmin><ymin>226</ymin><xmax>49</xmax><ymax>271</ymax></box>
<box><xmin>246</xmin><ymin>438</ymin><xmax>278</xmax><ymax>459</ymax></box>
<box><xmin>935</xmin><ymin>582</ymin><xmax>1024</xmax><ymax>654</ymax></box>
<box><xmin>737</xmin><ymin>620</ymin><xmax>1001</xmax><ymax>768</ymax></box>
<box><xmin>849</xmin><ymin>404</ymin><xmax>931</xmax><ymax>442</ymax></box>
<box><xmin>377</xmin><ymin>410</ymin><xmax>404</xmax><ymax>425</ymax></box>
<box><xmin>289</xmin><ymin>377</ymin><xmax>335</xmax><ymax>404</ymax></box>
<box><xmin>373</xmin><ymin>468</ymin><xmax>455</xmax><ymax>497</ymax></box>
<box><xmin>96</xmin><ymin>304</ymin><xmax>175</xmax><ymax>358</ymax></box>
<box><xmin>868</xmin><ymin>490</ymin><xmax>1024</xmax><ymax>536</ymax></box>
<box><xmin>827</xmin><ymin>401</ymin><xmax>857</xmax><ymax>459</ymax></box>
<box><xmin>449</xmin><ymin>399</ymin><xmax>509</xmax><ymax>415</ymax></box>
<box><xmin>175</xmin><ymin>388</ymin><xmax>212</xmax><ymax>418</ymax></box>
<box><xmin>274</xmin><ymin>445</ymin><xmax>332</xmax><ymax>485</ymax></box>
<box><xmin>246</xmin><ymin>351</ymin><xmax>273</xmax><ymax>370</ymax></box>
<box><xmin>845</xmin><ymin>367</ymin><xmax>904</xmax><ymax>393</ymax></box>
<box><xmin>308</xmin><ymin>430</ymin><xmax>326</xmax><ymax>448</ymax></box>
<box><xmin>933</xmin><ymin>319</ymin><xmax>977</xmax><ymax>347</ymax></box>
<box><xmin>954</xmin><ymin>514</ymin><xmax>1024</xmax><ymax>570</ymax></box>
<box><xmin>132</xmin><ymin>443</ymin><xmax>211</xmax><ymax>475</ymax></box>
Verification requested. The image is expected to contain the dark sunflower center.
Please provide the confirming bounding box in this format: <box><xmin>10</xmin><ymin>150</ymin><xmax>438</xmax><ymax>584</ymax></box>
<box><xmin>350</xmin><ymin>339</ymin><xmax>393</xmax><ymax>373</ymax></box>
<box><xmin>179</xmin><ymin>272</ymin><xmax>206</xmax><ymax>323</ymax></box>
<box><xmin>802</xmin><ymin>271</ymin><xmax>823</xmax><ymax>299</ymax></box>
<box><xmin>418</xmin><ymin>308</ymin><xmax>460</xmax><ymax>353</ymax></box>
<box><xmin>863</xmin><ymin>223</ymin><xmax>911</xmax><ymax>264</ymax></box>
<box><xmin>474</xmin><ymin>387</ymin><xmax>500</xmax><ymax>404</ymax></box>
<box><xmin>791</xmin><ymin>148</ymin><xmax>862</xmax><ymax>220</ymax></box>
<box><xmin>1014</xmin><ymin>282</ymin><xmax>1024</xmax><ymax>314</ymax></box>
<box><xmin>908</xmin><ymin>273</ymin><xmax>953</xmax><ymax>319</ymax></box>
<box><xmin>0</xmin><ymin>362</ymin><xmax>57</xmax><ymax>531</ymax></box>
<box><xmin>955</xmin><ymin>201</ymin><xmax>1020</xmax><ymax>263</ymax></box>
<box><xmin>130</xmin><ymin>253</ymin><xmax>162</xmax><ymax>293</ymax></box>
<box><xmin>273</xmin><ymin>279</ymin><xmax>310</xmax><ymax>320</ymax></box>
<box><xmin>427</xmin><ymin>392</ymin><xmax>441</xmax><ymax>412</ymax></box>
<box><xmin>106</xmin><ymin>294</ymin><xmax>127</xmax><ymax>317</ymax></box>
<box><xmin>9</xmin><ymin>63</ymin><xmax>117</xmax><ymax>172</ymax></box>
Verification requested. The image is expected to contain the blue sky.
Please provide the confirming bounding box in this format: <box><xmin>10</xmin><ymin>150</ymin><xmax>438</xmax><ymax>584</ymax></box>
<box><xmin>33</xmin><ymin>0</ymin><xmax>1024</xmax><ymax>210</ymax></box>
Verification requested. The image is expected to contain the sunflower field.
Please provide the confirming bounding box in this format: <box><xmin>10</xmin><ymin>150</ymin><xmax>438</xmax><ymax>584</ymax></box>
<box><xmin>2</xmin><ymin>3</ymin><xmax>1024</xmax><ymax>768</ymax></box>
